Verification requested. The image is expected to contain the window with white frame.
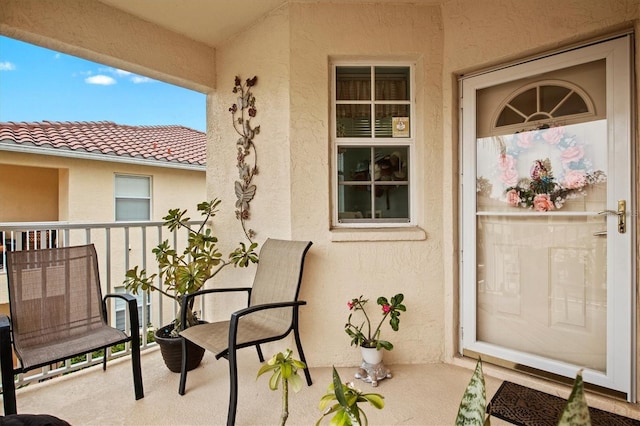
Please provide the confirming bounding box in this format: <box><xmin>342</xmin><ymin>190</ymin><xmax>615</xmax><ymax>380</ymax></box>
<box><xmin>114</xmin><ymin>286</ymin><xmax>151</xmax><ymax>331</ymax></box>
<box><xmin>115</xmin><ymin>174</ymin><xmax>151</xmax><ymax>221</ymax></box>
<box><xmin>332</xmin><ymin>64</ymin><xmax>414</xmax><ymax>226</ymax></box>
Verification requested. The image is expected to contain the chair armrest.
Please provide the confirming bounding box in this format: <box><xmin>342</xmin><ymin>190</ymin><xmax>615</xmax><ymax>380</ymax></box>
<box><xmin>104</xmin><ymin>293</ymin><xmax>140</xmax><ymax>334</ymax></box>
<box><xmin>0</xmin><ymin>314</ymin><xmax>10</xmax><ymax>331</ymax></box>
<box><xmin>180</xmin><ymin>287</ymin><xmax>252</xmax><ymax>331</ymax></box>
<box><xmin>231</xmin><ymin>300</ymin><xmax>307</xmax><ymax>320</ymax></box>
<box><xmin>228</xmin><ymin>300</ymin><xmax>307</xmax><ymax>337</ymax></box>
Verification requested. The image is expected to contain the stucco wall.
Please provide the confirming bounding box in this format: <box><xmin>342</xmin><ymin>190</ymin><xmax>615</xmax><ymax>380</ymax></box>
<box><xmin>0</xmin><ymin>164</ymin><xmax>58</xmax><ymax>221</ymax></box>
<box><xmin>0</xmin><ymin>152</ymin><xmax>205</xmax><ymax>223</ymax></box>
<box><xmin>209</xmin><ymin>2</ymin><xmax>444</xmax><ymax>367</ymax></box>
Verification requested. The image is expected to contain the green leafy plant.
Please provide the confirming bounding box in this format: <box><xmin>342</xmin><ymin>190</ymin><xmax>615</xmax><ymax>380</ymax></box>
<box><xmin>455</xmin><ymin>358</ymin><xmax>489</xmax><ymax>426</ymax></box>
<box><xmin>557</xmin><ymin>370</ymin><xmax>591</xmax><ymax>426</ymax></box>
<box><xmin>345</xmin><ymin>293</ymin><xmax>406</xmax><ymax>350</ymax></box>
<box><xmin>455</xmin><ymin>359</ymin><xmax>592</xmax><ymax>426</ymax></box>
<box><xmin>316</xmin><ymin>367</ymin><xmax>384</xmax><ymax>426</ymax></box>
<box><xmin>256</xmin><ymin>349</ymin><xmax>307</xmax><ymax>426</ymax></box>
<box><xmin>123</xmin><ymin>199</ymin><xmax>259</xmax><ymax>336</ymax></box>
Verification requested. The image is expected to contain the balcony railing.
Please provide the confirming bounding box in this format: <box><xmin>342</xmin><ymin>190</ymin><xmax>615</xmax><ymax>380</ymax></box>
<box><xmin>0</xmin><ymin>220</ymin><xmax>198</xmax><ymax>389</ymax></box>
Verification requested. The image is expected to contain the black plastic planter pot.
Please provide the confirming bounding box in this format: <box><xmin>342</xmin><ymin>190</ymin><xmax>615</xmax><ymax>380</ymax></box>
<box><xmin>155</xmin><ymin>323</ymin><xmax>205</xmax><ymax>373</ymax></box>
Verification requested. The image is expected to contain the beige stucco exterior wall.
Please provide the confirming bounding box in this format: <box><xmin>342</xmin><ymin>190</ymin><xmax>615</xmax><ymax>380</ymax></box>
<box><xmin>0</xmin><ymin>164</ymin><xmax>58</xmax><ymax>221</ymax></box>
<box><xmin>209</xmin><ymin>2</ymin><xmax>444</xmax><ymax>367</ymax></box>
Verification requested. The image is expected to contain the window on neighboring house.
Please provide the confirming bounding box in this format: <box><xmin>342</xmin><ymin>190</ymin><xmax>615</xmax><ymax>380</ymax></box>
<box><xmin>114</xmin><ymin>286</ymin><xmax>151</xmax><ymax>331</ymax></box>
<box><xmin>115</xmin><ymin>174</ymin><xmax>151</xmax><ymax>221</ymax></box>
<box><xmin>332</xmin><ymin>64</ymin><xmax>414</xmax><ymax>227</ymax></box>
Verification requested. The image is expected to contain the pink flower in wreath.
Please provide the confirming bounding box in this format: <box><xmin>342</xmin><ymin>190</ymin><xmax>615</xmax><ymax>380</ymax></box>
<box><xmin>506</xmin><ymin>189</ymin><xmax>521</xmax><ymax>206</ymax></box>
<box><xmin>533</xmin><ymin>194</ymin><xmax>554</xmax><ymax>211</ymax></box>
<box><xmin>561</xmin><ymin>145</ymin><xmax>584</xmax><ymax>165</ymax></box>
<box><xmin>497</xmin><ymin>154</ymin><xmax>515</xmax><ymax>170</ymax></box>
<box><xmin>516</xmin><ymin>132</ymin><xmax>534</xmax><ymax>148</ymax></box>
<box><xmin>500</xmin><ymin>168</ymin><xmax>519</xmax><ymax>186</ymax></box>
<box><xmin>563</xmin><ymin>170</ymin><xmax>587</xmax><ymax>189</ymax></box>
<box><xmin>382</xmin><ymin>304</ymin><xmax>391</xmax><ymax>314</ymax></box>
<box><xmin>347</xmin><ymin>300</ymin><xmax>354</xmax><ymax>310</ymax></box>
<box><xmin>542</xmin><ymin>126</ymin><xmax>564</xmax><ymax>145</ymax></box>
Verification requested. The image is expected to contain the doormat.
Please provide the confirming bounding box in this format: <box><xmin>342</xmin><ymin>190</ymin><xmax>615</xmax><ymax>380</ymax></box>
<box><xmin>488</xmin><ymin>381</ymin><xmax>640</xmax><ymax>426</ymax></box>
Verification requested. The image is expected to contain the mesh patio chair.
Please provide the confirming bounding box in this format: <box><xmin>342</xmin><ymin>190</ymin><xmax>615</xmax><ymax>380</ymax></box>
<box><xmin>0</xmin><ymin>244</ymin><xmax>144</xmax><ymax>415</ymax></box>
<box><xmin>178</xmin><ymin>238</ymin><xmax>313</xmax><ymax>426</ymax></box>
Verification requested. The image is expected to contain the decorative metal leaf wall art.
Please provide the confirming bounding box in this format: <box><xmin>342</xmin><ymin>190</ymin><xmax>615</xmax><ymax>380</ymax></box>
<box><xmin>229</xmin><ymin>76</ymin><xmax>259</xmax><ymax>240</ymax></box>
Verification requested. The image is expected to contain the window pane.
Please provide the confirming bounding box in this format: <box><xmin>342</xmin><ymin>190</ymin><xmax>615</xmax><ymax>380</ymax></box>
<box><xmin>509</xmin><ymin>88</ymin><xmax>537</xmax><ymax>117</ymax></box>
<box><xmin>372</xmin><ymin>147</ymin><xmax>408</xmax><ymax>182</ymax></box>
<box><xmin>115</xmin><ymin>175</ymin><xmax>150</xmax><ymax>197</ymax></box>
<box><xmin>374</xmin><ymin>185</ymin><xmax>409</xmax><ymax>219</ymax></box>
<box><xmin>116</xmin><ymin>199</ymin><xmax>150</xmax><ymax>221</ymax></box>
<box><xmin>540</xmin><ymin>85</ymin><xmax>571</xmax><ymax>112</ymax></box>
<box><xmin>375</xmin><ymin>105</ymin><xmax>410</xmax><ymax>138</ymax></box>
<box><xmin>338</xmin><ymin>185</ymin><xmax>372</xmax><ymax>219</ymax></box>
<box><xmin>336</xmin><ymin>105</ymin><xmax>371</xmax><ymax>137</ymax></box>
<box><xmin>555</xmin><ymin>92</ymin><xmax>589</xmax><ymax>116</ymax></box>
<box><xmin>375</xmin><ymin>66</ymin><xmax>410</xmax><ymax>100</ymax></box>
<box><xmin>496</xmin><ymin>107</ymin><xmax>525</xmax><ymax>127</ymax></box>
<box><xmin>339</xmin><ymin>147</ymin><xmax>371</xmax><ymax>182</ymax></box>
<box><xmin>336</xmin><ymin>66</ymin><xmax>371</xmax><ymax>100</ymax></box>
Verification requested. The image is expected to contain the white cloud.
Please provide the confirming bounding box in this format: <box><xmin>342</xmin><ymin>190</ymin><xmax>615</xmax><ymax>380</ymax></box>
<box><xmin>112</xmin><ymin>68</ymin><xmax>131</xmax><ymax>77</ymax></box>
<box><xmin>85</xmin><ymin>75</ymin><xmax>116</xmax><ymax>85</ymax></box>
<box><xmin>0</xmin><ymin>61</ymin><xmax>16</xmax><ymax>71</ymax></box>
<box><xmin>131</xmin><ymin>75</ymin><xmax>155</xmax><ymax>84</ymax></box>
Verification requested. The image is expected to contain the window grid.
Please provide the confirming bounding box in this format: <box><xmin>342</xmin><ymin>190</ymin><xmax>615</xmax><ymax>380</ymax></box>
<box><xmin>332</xmin><ymin>63</ymin><xmax>415</xmax><ymax>227</ymax></box>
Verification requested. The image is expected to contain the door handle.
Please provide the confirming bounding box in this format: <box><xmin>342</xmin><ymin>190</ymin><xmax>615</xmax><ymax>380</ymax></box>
<box><xmin>597</xmin><ymin>200</ymin><xmax>626</xmax><ymax>234</ymax></box>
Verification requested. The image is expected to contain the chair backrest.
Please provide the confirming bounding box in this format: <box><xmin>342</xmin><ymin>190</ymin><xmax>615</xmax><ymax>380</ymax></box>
<box><xmin>248</xmin><ymin>239</ymin><xmax>312</xmax><ymax>332</ymax></box>
<box><xmin>6</xmin><ymin>244</ymin><xmax>107</xmax><ymax>352</ymax></box>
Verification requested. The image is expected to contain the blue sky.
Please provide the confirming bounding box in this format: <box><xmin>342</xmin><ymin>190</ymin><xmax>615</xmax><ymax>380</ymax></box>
<box><xmin>0</xmin><ymin>36</ymin><xmax>206</xmax><ymax>132</ymax></box>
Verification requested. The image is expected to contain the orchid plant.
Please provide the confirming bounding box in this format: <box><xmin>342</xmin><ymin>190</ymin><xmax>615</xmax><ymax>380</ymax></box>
<box><xmin>345</xmin><ymin>294</ymin><xmax>406</xmax><ymax>351</ymax></box>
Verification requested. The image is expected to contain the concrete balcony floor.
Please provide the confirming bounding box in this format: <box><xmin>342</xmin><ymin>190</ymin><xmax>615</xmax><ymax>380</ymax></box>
<box><xmin>6</xmin><ymin>348</ymin><xmax>640</xmax><ymax>425</ymax></box>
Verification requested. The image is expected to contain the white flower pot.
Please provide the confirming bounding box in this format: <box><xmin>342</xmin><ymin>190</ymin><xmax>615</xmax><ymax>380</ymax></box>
<box><xmin>360</xmin><ymin>346</ymin><xmax>383</xmax><ymax>365</ymax></box>
<box><xmin>355</xmin><ymin>346</ymin><xmax>392</xmax><ymax>387</ymax></box>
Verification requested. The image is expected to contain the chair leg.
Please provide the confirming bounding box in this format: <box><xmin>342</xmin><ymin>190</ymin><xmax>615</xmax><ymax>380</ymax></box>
<box><xmin>178</xmin><ymin>337</ymin><xmax>188</xmax><ymax>395</ymax></box>
<box><xmin>102</xmin><ymin>346</ymin><xmax>107</xmax><ymax>371</ymax></box>
<box><xmin>0</xmin><ymin>323</ymin><xmax>17</xmax><ymax>415</ymax></box>
<box><xmin>294</xmin><ymin>326</ymin><xmax>312</xmax><ymax>386</ymax></box>
<box><xmin>255</xmin><ymin>344</ymin><xmax>264</xmax><ymax>362</ymax></box>
<box><xmin>130</xmin><ymin>339</ymin><xmax>144</xmax><ymax>400</ymax></box>
<box><xmin>227</xmin><ymin>349</ymin><xmax>238</xmax><ymax>426</ymax></box>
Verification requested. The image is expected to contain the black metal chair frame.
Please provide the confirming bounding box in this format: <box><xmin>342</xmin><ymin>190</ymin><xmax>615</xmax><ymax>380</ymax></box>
<box><xmin>178</xmin><ymin>239</ymin><xmax>313</xmax><ymax>426</ymax></box>
<box><xmin>0</xmin><ymin>245</ymin><xmax>144</xmax><ymax>415</ymax></box>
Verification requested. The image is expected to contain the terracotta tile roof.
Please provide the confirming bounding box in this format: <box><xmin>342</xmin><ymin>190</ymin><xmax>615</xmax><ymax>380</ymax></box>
<box><xmin>0</xmin><ymin>121</ymin><xmax>206</xmax><ymax>168</ymax></box>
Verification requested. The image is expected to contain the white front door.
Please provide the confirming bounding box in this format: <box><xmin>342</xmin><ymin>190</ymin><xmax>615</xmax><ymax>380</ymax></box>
<box><xmin>460</xmin><ymin>35</ymin><xmax>635</xmax><ymax>400</ymax></box>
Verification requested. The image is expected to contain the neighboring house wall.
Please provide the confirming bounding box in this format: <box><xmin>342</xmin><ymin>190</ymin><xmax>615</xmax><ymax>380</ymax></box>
<box><xmin>0</xmin><ymin>0</ymin><xmax>638</xmax><ymax>386</ymax></box>
<box><xmin>0</xmin><ymin>151</ymin><xmax>205</xmax><ymax>223</ymax></box>
<box><xmin>0</xmin><ymin>164</ymin><xmax>59</xmax><ymax>221</ymax></box>
<box><xmin>0</xmin><ymin>150</ymin><xmax>206</xmax><ymax>325</ymax></box>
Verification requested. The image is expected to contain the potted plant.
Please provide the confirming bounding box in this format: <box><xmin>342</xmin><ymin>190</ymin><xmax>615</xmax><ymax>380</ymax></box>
<box><xmin>344</xmin><ymin>294</ymin><xmax>406</xmax><ymax>385</ymax></box>
<box><xmin>124</xmin><ymin>199</ymin><xmax>258</xmax><ymax>372</ymax></box>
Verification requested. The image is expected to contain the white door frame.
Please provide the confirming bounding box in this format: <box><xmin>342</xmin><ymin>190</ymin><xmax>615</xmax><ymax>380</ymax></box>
<box><xmin>459</xmin><ymin>35</ymin><xmax>636</xmax><ymax>401</ymax></box>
